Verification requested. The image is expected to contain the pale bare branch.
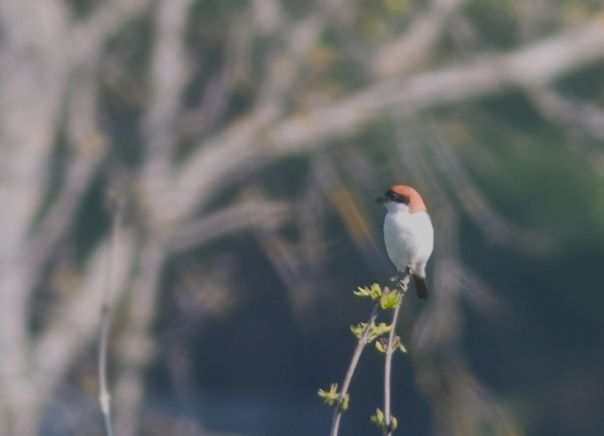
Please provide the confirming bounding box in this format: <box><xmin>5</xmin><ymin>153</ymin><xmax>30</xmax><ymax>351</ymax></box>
<box><xmin>98</xmin><ymin>195</ymin><xmax>125</xmax><ymax>436</ymax></box>
<box><xmin>33</xmin><ymin>232</ymin><xmax>135</xmax><ymax>403</ymax></box>
<box><xmin>144</xmin><ymin>0</ymin><xmax>191</xmax><ymax>161</ymax></box>
<box><xmin>31</xmin><ymin>71</ymin><xmax>107</xmax><ymax>287</ymax></box>
<box><xmin>72</xmin><ymin>0</ymin><xmax>150</xmax><ymax>54</ymax></box>
<box><xmin>383</xmin><ymin>273</ymin><xmax>411</xmax><ymax>436</ymax></box>
<box><xmin>178</xmin><ymin>11</ymin><xmax>255</xmax><ymax>140</ymax></box>
<box><xmin>257</xmin><ymin>0</ymin><xmax>349</xmax><ymax>112</ymax></box>
<box><xmin>373</xmin><ymin>0</ymin><xmax>462</xmax><ymax>77</ymax></box>
<box><xmin>113</xmin><ymin>244</ymin><xmax>164</xmax><ymax>436</ymax></box>
<box><xmin>0</xmin><ymin>3</ymin><xmax>71</xmax><ymax>424</ymax></box>
<box><xmin>166</xmin><ymin>0</ymin><xmax>350</xmax><ymax>221</ymax></box>
<box><xmin>166</xmin><ymin>22</ymin><xmax>604</xmax><ymax>230</ymax></box>
<box><xmin>168</xmin><ymin>200</ymin><xmax>291</xmax><ymax>253</ymax></box>
<box><xmin>252</xmin><ymin>0</ymin><xmax>284</xmax><ymax>34</ymax></box>
<box><xmin>269</xmin><ymin>22</ymin><xmax>604</xmax><ymax>154</ymax></box>
<box><xmin>531</xmin><ymin>87</ymin><xmax>604</xmax><ymax>140</ymax></box>
<box><xmin>138</xmin><ymin>0</ymin><xmax>192</xmax><ymax>226</ymax></box>
<box><xmin>330</xmin><ymin>303</ymin><xmax>380</xmax><ymax>436</ymax></box>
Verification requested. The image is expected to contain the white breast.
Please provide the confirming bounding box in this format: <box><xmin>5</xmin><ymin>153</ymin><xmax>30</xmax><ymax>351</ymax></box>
<box><xmin>383</xmin><ymin>206</ymin><xmax>433</xmax><ymax>276</ymax></box>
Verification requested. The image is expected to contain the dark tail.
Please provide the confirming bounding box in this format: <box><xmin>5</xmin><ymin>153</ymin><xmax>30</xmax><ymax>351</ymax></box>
<box><xmin>413</xmin><ymin>275</ymin><xmax>429</xmax><ymax>299</ymax></box>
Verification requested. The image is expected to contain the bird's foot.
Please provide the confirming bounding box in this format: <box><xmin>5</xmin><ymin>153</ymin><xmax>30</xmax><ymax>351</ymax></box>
<box><xmin>396</xmin><ymin>266</ymin><xmax>413</xmax><ymax>290</ymax></box>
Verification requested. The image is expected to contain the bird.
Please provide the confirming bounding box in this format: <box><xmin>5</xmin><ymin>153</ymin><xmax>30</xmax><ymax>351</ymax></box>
<box><xmin>377</xmin><ymin>185</ymin><xmax>434</xmax><ymax>299</ymax></box>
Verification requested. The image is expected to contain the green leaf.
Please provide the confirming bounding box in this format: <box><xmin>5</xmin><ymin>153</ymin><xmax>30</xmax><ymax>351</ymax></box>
<box><xmin>341</xmin><ymin>394</ymin><xmax>350</xmax><ymax>411</ymax></box>
<box><xmin>370</xmin><ymin>408</ymin><xmax>385</xmax><ymax>426</ymax></box>
<box><xmin>376</xmin><ymin>335</ymin><xmax>406</xmax><ymax>353</ymax></box>
<box><xmin>350</xmin><ymin>322</ymin><xmax>367</xmax><ymax>339</ymax></box>
<box><xmin>380</xmin><ymin>288</ymin><xmax>401</xmax><ymax>310</ymax></box>
<box><xmin>317</xmin><ymin>383</ymin><xmax>339</xmax><ymax>407</ymax></box>
<box><xmin>393</xmin><ymin>336</ymin><xmax>407</xmax><ymax>353</ymax></box>
<box><xmin>353</xmin><ymin>283</ymin><xmax>383</xmax><ymax>300</ymax></box>
<box><xmin>371</xmin><ymin>409</ymin><xmax>398</xmax><ymax>431</ymax></box>
<box><xmin>375</xmin><ymin>339</ymin><xmax>386</xmax><ymax>353</ymax></box>
<box><xmin>352</xmin><ymin>321</ymin><xmax>392</xmax><ymax>342</ymax></box>
<box><xmin>368</xmin><ymin>322</ymin><xmax>392</xmax><ymax>341</ymax></box>
<box><xmin>317</xmin><ymin>383</ymin><xmax>350</xmax><ymax>410</ymax></box>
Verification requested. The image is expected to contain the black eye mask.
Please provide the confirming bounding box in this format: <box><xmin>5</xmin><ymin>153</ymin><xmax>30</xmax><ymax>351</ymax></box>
<box><xmin>386</xmin><ymin>190</ymin><xmax>410</xmax><ymax>204</ymax></box>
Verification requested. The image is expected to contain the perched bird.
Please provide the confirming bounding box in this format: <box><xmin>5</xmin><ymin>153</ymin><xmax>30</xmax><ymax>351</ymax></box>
<box><xmin>377</xmin><ymin>185</ymin><xmax>434</xmax><ymax>299</ymax></box>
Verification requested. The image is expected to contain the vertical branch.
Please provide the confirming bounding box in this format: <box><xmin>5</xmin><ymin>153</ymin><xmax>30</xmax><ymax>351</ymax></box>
<box><xmin>113</xmin><ymin>243</ymin><xmax>164</xmax><ymax>436</ymax></box>
<box><xmin>30</xmin><ymin>68</ymin><xmax>107</xmax><ymax>288</ymax></box>
<box><xmin>330</xmin><ymin>303</ymin><xmax>380</xmax><ymax>436</ymax></box>
<box><xmin>98</xmin><ymin>193</ymin><xmax>125</xmax><ymax>436</ymax></box>
<box><xmin>383</xmin><ymin>272</ymin><xmax>411</xmax><ymax>436</ymax></box>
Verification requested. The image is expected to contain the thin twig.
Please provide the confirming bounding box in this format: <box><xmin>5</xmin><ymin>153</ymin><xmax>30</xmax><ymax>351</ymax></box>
<box><xmin>98</xmin><ymin>193</ymin><xmax>125</xmax><ymax>436</ymax></box>
<box><xmin>383</xmin><ymin>272</ymin><xmax>411</xmax><ymax>436</ymax></box>
<box><xmin>330</xmin><ymin>302</ymin><xmax>380</xmax><ymax>436</ymax></box>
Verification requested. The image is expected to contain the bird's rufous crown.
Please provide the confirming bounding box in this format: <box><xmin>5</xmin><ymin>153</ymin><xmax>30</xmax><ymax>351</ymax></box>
<box><xmin>390</xmin><ymin>185</ymin><xmax>427</xmax><ymax>213</ymax></box>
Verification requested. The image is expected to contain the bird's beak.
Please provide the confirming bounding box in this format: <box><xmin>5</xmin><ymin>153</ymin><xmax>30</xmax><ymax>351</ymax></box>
<box><xmin>375</xmin><ymin>194</ymin><xmax>387</xmax><ymax>204</ymax></box>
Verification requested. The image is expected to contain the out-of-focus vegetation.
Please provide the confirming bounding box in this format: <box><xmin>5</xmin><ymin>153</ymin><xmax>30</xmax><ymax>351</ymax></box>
<box><xmin>1</xmin><ymin>0</ymin><xmax>603</xmax><ymax>435</ymax></box>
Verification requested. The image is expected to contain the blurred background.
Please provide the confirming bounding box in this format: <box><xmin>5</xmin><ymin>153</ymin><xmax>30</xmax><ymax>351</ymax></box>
<box><xmin>1</xmin><ymin>0</ymin><xmax>604</xmax><ymax>435</ymax></box>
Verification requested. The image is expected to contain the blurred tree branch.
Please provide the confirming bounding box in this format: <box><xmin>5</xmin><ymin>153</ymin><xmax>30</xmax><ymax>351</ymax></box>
<box><xmin>268</xmin><ymin>22</ymin><xmax>604</xmax><ymax>153</ymax></box>
<box><xmin>373</xmin><ymin>0</ymin><xmax>462</xmax><ymax>77</ymax></box>
<box><xmin>168</xmin><ymin>199</ymin><xmax>292</xmax><ymax>253</ymax></box>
